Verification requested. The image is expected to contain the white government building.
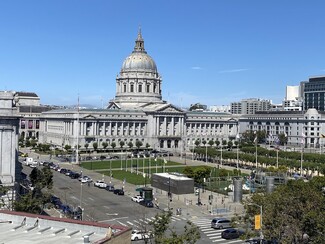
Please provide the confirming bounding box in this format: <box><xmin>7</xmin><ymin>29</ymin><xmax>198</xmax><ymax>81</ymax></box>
<box><xmin>38</xmin><ymin>30</ymin><xmax>239</xmax><ymax>151</ymax></box>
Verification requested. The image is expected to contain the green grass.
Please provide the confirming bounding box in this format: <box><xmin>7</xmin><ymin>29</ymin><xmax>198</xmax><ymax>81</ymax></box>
<box><xmin>81</xmin><ymin>158</ymin><xmax>181</xmax><ymax>170</ymax></box>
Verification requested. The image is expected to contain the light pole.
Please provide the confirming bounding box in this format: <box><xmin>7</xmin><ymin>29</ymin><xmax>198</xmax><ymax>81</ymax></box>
<box><xmin>205</xmin><ymin>144</ymin><xmax>208</xmax><ymax>165</ymax></box>
<box><xmin>248</xmin><ymin>203</ymin><xmax>263</xmax><ymax>242</ymax></box>
<box><xmin>79</xmin><ymin>170</ymin><xmax>83</xmax><ymax>220</ymax></box>
<box><xmin>110</xmin><ymin>159</ymin><xmax>112</xmax><ymax>183</ymax></box>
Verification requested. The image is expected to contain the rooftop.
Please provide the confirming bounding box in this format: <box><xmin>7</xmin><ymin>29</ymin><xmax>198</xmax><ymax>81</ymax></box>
<box><xmin>0</xmin><ymin>210</ymin><xmax>130</xmax><ymax>244</ymax></box>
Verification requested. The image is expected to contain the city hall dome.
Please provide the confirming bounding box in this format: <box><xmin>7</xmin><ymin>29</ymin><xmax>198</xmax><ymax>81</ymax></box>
<box><xmin>121</xmin><ymin>29</ymin><xmax>157</xmax><ymax>73</ymax></box>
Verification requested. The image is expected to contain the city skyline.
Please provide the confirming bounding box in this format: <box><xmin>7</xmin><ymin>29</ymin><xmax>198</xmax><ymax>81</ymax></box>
<box><xmin>1</xmin><ymin>1</ymin><xmax>325</xmax><ymax>108</ymax></box>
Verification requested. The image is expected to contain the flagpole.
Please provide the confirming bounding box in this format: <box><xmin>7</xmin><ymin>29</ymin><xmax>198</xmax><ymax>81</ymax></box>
<box><xmin>254</xmin><ymin>131</ymin><xmax>258</xmax><ymax>169</ymax></box>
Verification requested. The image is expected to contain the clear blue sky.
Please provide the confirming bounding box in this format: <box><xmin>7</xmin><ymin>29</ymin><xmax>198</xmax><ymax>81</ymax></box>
<box><xmin>1</xmin><ymin>1</ymin><xmax>325</xmax><ymax>108</ymax></box>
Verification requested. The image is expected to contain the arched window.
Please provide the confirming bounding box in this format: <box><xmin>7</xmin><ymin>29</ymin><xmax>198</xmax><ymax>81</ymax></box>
<box><xmin>147</xmin><ymin>84</ymin><xmax>150</xmax><ymax>93</ymax></box>
<box><xmin>130</xmin><ymin>84</ymin><xmax>134</xmax><ymax>92</ymax></box>
<box><xmin>138</xmin><ymin>84</ymin><xmax>142</xmax><ymax>92</ymax></box>
<box><xmin>124</xmin><ymin>84</ymin><xmax>127</xmax><ymax>92</ymax></box>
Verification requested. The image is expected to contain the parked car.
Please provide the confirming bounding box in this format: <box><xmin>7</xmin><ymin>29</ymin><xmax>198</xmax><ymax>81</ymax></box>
<box><xmin>221</xmin><ymin>228</ymin><xmax>245</xmax><ymax>240</ymax></box>
<box><xmin>105</xmin><ymin>184</ymin><xmax>115</xmax><ymax>192</ymax></box>
<box><xmin>113</xmin><ymin>189</ymin><xmax>124</xmax><ymax>195</ymax></box>
<box><xmin>139</xmin><ymin>200</ymin><xmax>154</xmax><ymax>208</ymax></box>
<box><xmin>211</xmin><ymin>218</ymin><xmax>231</xmax><ymax>229</ymax></box>
<box><xmin>131</xmin><ymin>195</ymin><xmax>144</xmax><ymax>203</ymax></box>
<box><xmin>94</xmin><ymin>180</ymin><xmax>107</xmax><ymax>188</ymax></box>
<box><xmin>80</xmin><ymin>176</ymin><xmax>92</xmax><ymax>183</ymax></box>
<box><xmin>131</xmin><ymin>230</ymin><xmax>152</xmax><ymax>241</ymax></box>
<box><xmin>69</xmin><ymin>172</ymin><xmax>80</xmax><ymax>179</ymax></box>
<box><xmin>99</xmin><ymin>155</ymin><xmax>106</xmax><ymax>160</ymax></box>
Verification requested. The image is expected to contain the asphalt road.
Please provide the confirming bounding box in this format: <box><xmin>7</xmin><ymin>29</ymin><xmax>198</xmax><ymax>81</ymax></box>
<box><xmin>21</xmin><ymin>160</ymin><xmax>246</xmax><ymax>244</ymax></box>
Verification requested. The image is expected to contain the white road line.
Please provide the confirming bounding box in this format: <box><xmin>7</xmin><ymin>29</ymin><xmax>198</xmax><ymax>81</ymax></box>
<box><xmin>134</xmin><ymin>220</ymin><xmax>140</xmax><ymax>224</ymax></box>
<box><xmin>117</xmin><ymin>221</ymin><xmax>128</xmax><ymax>227</ymax></box>
<box><xmin>103</xmin><ymin>206</ymin><xmax>110</xmax><ymax>209</ymax></box>
<box><xmin>126</xmin><ymin>221</ymin><xmax>134</xmax><ymax>226</ymax></box>
<box><xmin>88</xmin><ymin>197</ymin><xmax>95</xmax><ymax>201</ymax></box>
<box><xmin>207</xmin><ymin>232</ymin><xmax>221</xmax><ymax>237</ymax></box>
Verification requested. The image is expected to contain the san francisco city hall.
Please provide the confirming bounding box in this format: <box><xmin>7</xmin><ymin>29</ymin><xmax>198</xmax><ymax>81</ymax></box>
<box><xmin>38</xmin><ymin>30</ymin><xmax>239</xmax><ymax>151</ymax></box>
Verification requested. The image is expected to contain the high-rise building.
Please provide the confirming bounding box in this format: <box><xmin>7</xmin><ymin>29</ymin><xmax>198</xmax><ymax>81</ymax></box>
<box><xmin>303</xmin><ymin>76</ymin><xmax>325</xmax><ymax>111</ymax></box>
<box><xmin>230</xmin><ymin>98</ymin><xmax>271</xmax><ymax>115</ymax></box>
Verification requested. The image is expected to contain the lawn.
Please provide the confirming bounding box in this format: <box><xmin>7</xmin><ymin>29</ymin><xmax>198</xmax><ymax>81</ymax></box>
<box><xmin>81</xmin><ymin>158</ymin><xmax>181</xmax><ymax>170</ymax></box>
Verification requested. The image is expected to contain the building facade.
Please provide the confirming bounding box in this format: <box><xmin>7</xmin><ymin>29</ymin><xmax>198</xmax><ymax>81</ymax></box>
<box><xmin>303</xmin><ymin>76</ymin><xmax>325</xmax><ymax>111</ymax></box>
<box><xmin>230</xmin><ymin>98</ymin><xmax>271</xmax><ymax>115</ymax></box>
<box><xmin>239</xmin><ymin>108</ymin><xmax>325</xmax><ymax>147</ymax></box>
<box><xmin>0</xmin><ymin>91</ymin><xmax>21</xmax><ymax>209</ymax></box>
<box><xmin>38</xmin><ymin>30</ymin><xmax>239</xmax><ymax>151</ymax></box>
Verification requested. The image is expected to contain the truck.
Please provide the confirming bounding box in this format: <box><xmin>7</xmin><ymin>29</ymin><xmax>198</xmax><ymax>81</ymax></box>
<box><xmin>23</xmin><ymin>157</ymin><xmax>38</xmax><ymax>167</ymax></box>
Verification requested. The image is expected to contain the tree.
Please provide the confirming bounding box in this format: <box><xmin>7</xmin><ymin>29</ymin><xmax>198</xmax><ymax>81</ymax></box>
<box><xmin>222</xmin><ymin>140</ymin><xmax>227</xmax><ymax>148</ymax></box>
<box><xmin>135</xmin><ymin>140</ymin><xmax>143</xmax><ymax>150</ymax></box>
<box><xmin>93</xmin><ymin>142</ymin><xmax>98</xmax><ymax>151</ymax></box>
<box><xmin>150</xmin><ymin>211</ymin><xmax>200</xmax><ymax>244</ymax></box>
<box><xmin>240</xmin><ymin>177</ymin><xmax>325</xmax><ymax>243</ymax></box>
<box><xmin>119</xmin><ymin>141</ymin><xmax>125</xmax><ymax>150</ymax></box>
<box><xmin>208</xmin><ymin>140</ymin><xmax>214</xmax><ymax>147</ymax></box>
<box><xmin>64</xmin><ymin>144</ymin><xmax>71</xmax><ymax>151</ymax></box>
<box><xmin>102</xmin><ymin>142</ymin><xmax>108</xmax><ymax>150</ymax></box>
<box><xmin>215</xmin><ymin>140</ymin><xmax>220</xmax><ymax>148</ymax></box>
<box><xmin>278</xmin><ymin>133</ymin><xmax>288</xmax><ymax>146</ymax></box>
<box><xmin>146</xmin><ymin>143</ymin><xmax>150</xmax><ymax>149</ymax></box>
<box><xmin>111</xmin><ymin>142</ymin><xmax>116</xmax><ymax>151</ymax></box>
<box><xmin>195</xmin><ymin>140</ymin><xmax>200</xmax><ymax>147</ymax></box>
<box><xmin>227</xmin><ymin>140</ymin><xmax>233</xmax><ymax>149</ymax></box>
<box><xmin>202</xmin><ymin>140</ymin><xmax>207</xmax><ymax>146</ymax></box>
<box><xmin>128</xmin><ymin>141</ymin><xmax>133</xmax><ymax>149</ymax></box>
<box><xmin>14</xmin><ymin>167</ymin><xmax>53</xmax><ymax>214</ymax></box>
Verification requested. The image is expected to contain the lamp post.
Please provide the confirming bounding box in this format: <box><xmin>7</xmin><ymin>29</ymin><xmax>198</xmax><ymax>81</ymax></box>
<box><xmin>110</xmin><ymin>159</ymin><xmax>112</xmax><ymax>183</ymax></box>
<box><xmin>80</xmin><ymin>170</ymin><xmax>83</xmax><ymax>220</ymax></box>
<box><xmin>167</xmin><ymin>177</ymin><xmax>171</xmax><ymax>210</ymax></box>
<box><xmin>248</xmin><ymin>203</ymin><xmax>263</xmax><ymax>242</ymax></box>
<box><xmin>205</xmin><ymin>144</ymin><xmax>208</xmax><ymax>165</ymax></box>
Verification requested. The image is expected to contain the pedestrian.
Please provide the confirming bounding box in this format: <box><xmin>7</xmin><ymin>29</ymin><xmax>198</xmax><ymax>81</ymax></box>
<box><xmin>221</xmin><ymin>197</ymin><xmax>224</xmax><ymax>205</ymax></box>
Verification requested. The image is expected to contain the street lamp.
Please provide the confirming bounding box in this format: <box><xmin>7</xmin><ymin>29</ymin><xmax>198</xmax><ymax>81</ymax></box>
<box><xmin>110</xmin><ymin>158</ymin><xmax>112</xmax><ymax>183</ymax></box>
<box><xmin>248</xmin><ymin>203</ymin><xmax>263</xmax><ymax>242</ymax></box>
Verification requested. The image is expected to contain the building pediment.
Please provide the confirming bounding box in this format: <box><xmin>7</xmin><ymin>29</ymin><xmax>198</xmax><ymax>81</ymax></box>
<box><xmin>156</xmin><ymin>104</ymin><xmax>184</xmax><ymax>113</ymax></box>
<box><xmin>82</xmin><ymin>115</ymin><xmax>97</xmax><ymax>119</ymax></box>
<box><xmin>107</xmin><ymin>102</ymin><xmax>121</xmax><ymax>110</ymax></box>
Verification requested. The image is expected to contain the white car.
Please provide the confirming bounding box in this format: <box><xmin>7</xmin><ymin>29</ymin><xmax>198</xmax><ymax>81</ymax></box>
<box><xmin>94</xmin><ymin>180</ymin><xmax>107</xmax><ymax>188</ymax></box>
<box><xmin>80</xmin><ymin>176</ymin><xmax>92</xmax><ymax>183</ymax></box>
<box><xmin>131</xmin><ymin>195</ymin><xmax>144</xmax><ymax>203</ymax></box>
<box><xmin>131</xmin><ymin>230</ymin><xmax>152</xmax><ymax>241</ymax></box>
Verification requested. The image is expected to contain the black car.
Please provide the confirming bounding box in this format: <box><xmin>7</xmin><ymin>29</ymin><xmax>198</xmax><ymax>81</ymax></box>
<box><xmin>113</xmin><ymin>189</ymin><xmax>124</xmax><ymax>195</ymax></box>
<box><xmin>221</xmin><ymin>228</ymin><xmax>245</xmax><ymax>240</ymax></box>
<box><xmin>69</xmin><ymin>172</ymin><xmax>80</xmax><ymax>179</ymax></box>
<box><xmin>139</xmin><ymin>200</ymin><xmax>154</xmax><ymax>208</ymax></box>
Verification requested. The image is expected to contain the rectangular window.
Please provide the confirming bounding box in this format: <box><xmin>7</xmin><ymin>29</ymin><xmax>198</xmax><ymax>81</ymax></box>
<box><xmin>28</xmin><ymin>120</ymin><xmax>33</xmax><ymax>129</ymax></box>
<box><xmin>21</xmin><ymin>120</ymin><xmax>25</xmax><ymax>129</ymax></box>
<box><xmin>139</xmin><ymin>84</ymin><xmax>142</xmax><ymax>92</ymax></box>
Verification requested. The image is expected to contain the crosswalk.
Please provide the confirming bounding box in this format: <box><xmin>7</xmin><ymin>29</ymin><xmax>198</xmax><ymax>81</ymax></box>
<box><xmin>115</xmin><ymin>215</ymin><xmax>187</xmax><ymax>229</ymax></box>
<box><xmin>191</xmin><ymin>217</ymin><xmax>245</xmax><ymax>243</ymax></box>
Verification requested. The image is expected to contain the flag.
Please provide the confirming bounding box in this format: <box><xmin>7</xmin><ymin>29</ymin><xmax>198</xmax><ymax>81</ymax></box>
<box><xmin>301</xmin><ymin>132</ymin><xmax>306</xmax><ymax>144</ymax></box>
<box><xmin>236</xmin><ymin>133</ymin><xmax>240</xmax><ymax>140</ymax></box>
<box><xmin>274</xmin><ymin>135</ymin><xmax>280</xmax><ymax>145</ymax></box>
<box><xmin>253</xmin><ymin>131</ymin><xmax>257</xmax><ymax>144</ymax></box>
